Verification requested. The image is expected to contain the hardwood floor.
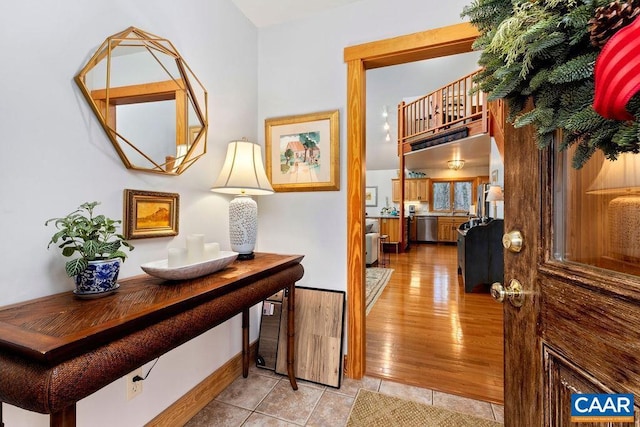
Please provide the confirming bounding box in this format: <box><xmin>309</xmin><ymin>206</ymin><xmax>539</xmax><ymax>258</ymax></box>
<box><xmin>365</xmin><ymin>242</ymin><xmax>504</xmax><ymax>405</ymax></box>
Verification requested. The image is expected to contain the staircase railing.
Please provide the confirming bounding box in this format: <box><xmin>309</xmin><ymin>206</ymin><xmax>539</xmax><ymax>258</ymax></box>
<box><xmin>398</xmin><ymin>69</ymin><xmax>487</xmax><ymax>154</ymax></box>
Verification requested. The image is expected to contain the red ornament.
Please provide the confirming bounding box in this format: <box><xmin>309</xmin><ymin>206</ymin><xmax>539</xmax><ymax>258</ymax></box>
<box><xmin>593</xmin><ymin>15</ymin><xmax>640</xmax><ymax>121</ymax></box>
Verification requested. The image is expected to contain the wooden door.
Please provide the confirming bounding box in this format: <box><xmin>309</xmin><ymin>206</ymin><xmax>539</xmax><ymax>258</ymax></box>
<box><xmin>503</xmin><ymin>121</ymin><xmax>640</xmax><ymax>425</ymax></box>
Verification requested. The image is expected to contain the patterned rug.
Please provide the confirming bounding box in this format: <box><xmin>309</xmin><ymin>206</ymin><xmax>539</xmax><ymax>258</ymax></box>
<box><xmin>366</xmin><ymin>268</ymin><xmax>393</xmax><ymax>315</ymax></box>
<box><xmin>347</xmin><ymin>389</ymin><xmax>502</xmax><ymax>427</ymax></box>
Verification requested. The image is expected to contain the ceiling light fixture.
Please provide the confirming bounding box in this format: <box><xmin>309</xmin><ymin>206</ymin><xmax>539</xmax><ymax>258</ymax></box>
<box><xmin>447</xmin><ymin>159</ymin><xmax>465</xmax><ymax>170</ymax></box>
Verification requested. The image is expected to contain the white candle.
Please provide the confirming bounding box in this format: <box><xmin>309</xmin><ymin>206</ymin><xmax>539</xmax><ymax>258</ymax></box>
<box><xmin>204</xmin><ymin>242</ymin><xmax>220</xmax><ymax>260</ymax></box>
<box><xmin>168</xmin><ymin>247</ymin><xmax>187</xmax><ymax>268</ymax></box>
<box><xmin>186</xmin><ymin>234</ymin><xmax>205</xmax><ymax>264</ymax></box>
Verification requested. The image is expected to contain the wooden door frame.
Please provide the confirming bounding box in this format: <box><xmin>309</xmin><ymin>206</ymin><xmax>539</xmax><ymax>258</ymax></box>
<box><xmin>343</xmin><ymin>22</ymin><xmax>480</xmax><ymax>379</ymax></box>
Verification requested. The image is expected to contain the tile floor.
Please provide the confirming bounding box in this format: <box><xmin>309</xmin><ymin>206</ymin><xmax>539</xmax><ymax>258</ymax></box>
<box><xmin>185</xmin><ymin>366</ymin><xmax>504</xmax><ymax>426</ymax></box>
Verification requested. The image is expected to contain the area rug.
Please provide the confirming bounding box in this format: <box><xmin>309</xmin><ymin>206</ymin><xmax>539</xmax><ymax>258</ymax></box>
<box><xmin>347</xmin><ymin>389</ymin><xmax>502</xmax><ymax>427</ymax></box>
<box><xmin>366</xmin><ymin>267</ymin><xmax>393</xmax><ymax>315</ymax></box>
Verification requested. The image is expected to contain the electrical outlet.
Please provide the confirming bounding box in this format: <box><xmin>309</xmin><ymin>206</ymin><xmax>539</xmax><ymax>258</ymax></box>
<box><xmin>126</xmin><ymin>368</ymin><xmax>143</xmax><ymax>400</ymax></box>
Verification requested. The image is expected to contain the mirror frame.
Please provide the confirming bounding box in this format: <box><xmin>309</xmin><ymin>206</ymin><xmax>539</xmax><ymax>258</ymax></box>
<box><xmin>75</xmin><ymin>27</ymin><xmax>208</xmax><ymax>175</ymax></box>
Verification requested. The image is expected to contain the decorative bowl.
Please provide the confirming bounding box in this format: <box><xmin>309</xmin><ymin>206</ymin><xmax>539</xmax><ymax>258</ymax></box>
<box><xmin>140</xmin><ymin>251</ymin><xmax>239</xmax><ymax>280</ymax></box>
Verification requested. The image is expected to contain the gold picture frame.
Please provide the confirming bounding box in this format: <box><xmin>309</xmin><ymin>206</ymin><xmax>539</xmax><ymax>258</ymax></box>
<box><xmin>123</xmin><ymin>189</ymin><xmax>179</xmax><ymax>239</ymax></box>
<box><xmin>265</xmin><ymin>110</ymin><xmax>340</xmax><ymax>192</ymax></box>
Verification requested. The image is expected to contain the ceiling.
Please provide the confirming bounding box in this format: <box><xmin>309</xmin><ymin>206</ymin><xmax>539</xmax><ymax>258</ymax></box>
<box><xmin>232</xmin><ymin>0</ymin><xmax>490</xmax><ymax>171</ymax></box>
<box><xmin>232</xmin><ymin>0</ymin><xmax>363</xmax><ymax>27</ymax></box>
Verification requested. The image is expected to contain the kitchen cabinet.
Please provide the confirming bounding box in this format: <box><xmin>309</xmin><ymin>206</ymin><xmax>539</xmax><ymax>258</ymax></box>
<box><xmin>437</xmin><ymin>217</ymin><xmax>467</xmax><ymax>242</ymax></box>
<box><xmin>391</xmin><ymin>178</ymin><xmax>429</xmax><ymax>202</ymax></box>
<box><xmin>407</xmin><ymin>179</ymin><xmax>429</xmax><ymax>201</ymax></box>
<box><xmin>379</xmin><ymin>217</ymin><xmax>400</xmax><ymax>243</ymax></box>
<box><xmin>392</xmin><ymin>179</ymin><xmax>401</xmax><ymax>203</ymax></box>
<box><xmin>409</xmin><ymin>217</ymin><xmax>417</xmax><ymax>241</ymax></box>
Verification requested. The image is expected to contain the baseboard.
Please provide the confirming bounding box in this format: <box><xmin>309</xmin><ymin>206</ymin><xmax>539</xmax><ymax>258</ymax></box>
<box><xmin>146</xmin><ymin>341</ymin><xmax>257</xmax><ymax>426</ymax></box>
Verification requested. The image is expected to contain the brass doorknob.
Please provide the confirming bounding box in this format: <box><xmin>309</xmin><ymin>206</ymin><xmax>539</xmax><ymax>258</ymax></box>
<box><xmin>502</xmin><ymin>230</ymin><xmax>523</xmax><ymax>253</ymax></box>
<box><xmin>490</xmin><ymin>279</ymin><xmax>524</xmax><ymax>307</ymax></box>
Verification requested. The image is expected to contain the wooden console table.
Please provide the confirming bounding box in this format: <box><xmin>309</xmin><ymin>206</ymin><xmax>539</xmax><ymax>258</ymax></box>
<box><xmin>0</xmin><ymin>252</ymin><xmax>304</xmax><ymax>427</ymax></box>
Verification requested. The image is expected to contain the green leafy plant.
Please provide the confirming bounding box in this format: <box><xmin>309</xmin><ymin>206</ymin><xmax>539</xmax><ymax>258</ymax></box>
<box><xmin>45</xmin><ymin>201</ymin><xmax>134</xmax><ymax>277</ymax></box>
<box><xmin>461</xmin><ymin>0</ymin><xmax>640</xmax><ymax>168</ymax></box>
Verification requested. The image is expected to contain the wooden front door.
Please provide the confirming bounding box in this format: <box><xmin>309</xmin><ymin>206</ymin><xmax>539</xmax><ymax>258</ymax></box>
<box><xmin>503</xmin><ymin>120</ymin><xmax>640</xmax><ymax>425</ymax></box>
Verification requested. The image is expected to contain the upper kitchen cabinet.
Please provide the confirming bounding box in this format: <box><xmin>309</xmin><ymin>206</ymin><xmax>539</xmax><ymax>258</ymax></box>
<box><xmin>407</xmin><ymin>178</ymin><xmax>429</xmax><ymax>201</ymax></box>
<box><xmin>392</xmin><ymin>178</ymin><xmax>429</xmax><ymax>202</ymax></box>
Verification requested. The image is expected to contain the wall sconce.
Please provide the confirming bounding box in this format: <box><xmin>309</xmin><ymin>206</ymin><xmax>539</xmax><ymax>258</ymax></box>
<box><xmin>485</xmin><ymin>185</ymin><xmax>504</xmax><ymax>218</ymax></box>
<box><xmin>586</xmin><ymin>152</ymin><xmax>640</xmax><ymax>262</ymax></box>
<box><xmin>447</xmin><ymin>159</ymin><xmax>465</xmax><ymax>170</ymax></box>
<box><xmin>211</xmin><ymin>140</ymin><xmax>274</xmax><ymax>260</ymax></box>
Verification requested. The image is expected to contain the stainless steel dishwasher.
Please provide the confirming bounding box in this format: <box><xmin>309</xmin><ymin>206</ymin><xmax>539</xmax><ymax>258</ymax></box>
<box><xmin>416</xmin><ymin>216</ymin><xmax>438</xmax><ymax>242</ymax></box>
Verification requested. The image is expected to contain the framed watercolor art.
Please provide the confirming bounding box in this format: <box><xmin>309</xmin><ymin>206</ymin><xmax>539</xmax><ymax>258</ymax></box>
<box><xmin>265</xmin><ymin>110</ymin><xmax>340</xmax><ymax>192</ymax></box>
<box><xmin>123</xmin><ymin>189</ymin><xmax>179</xmax><ymax>239</ymax></box>
<box><xmin>365</xmin><ymin>186</ymin><xmax>378</xmax><ymax>207</ymax></box>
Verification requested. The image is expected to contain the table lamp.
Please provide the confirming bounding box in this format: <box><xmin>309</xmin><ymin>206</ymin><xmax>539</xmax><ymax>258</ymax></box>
<box><xmin>586</xmin><ymin>152</ymin><xmax>640</xmax><ymax>262</ymax></box>
<box><xmin>485</xmin><ymin>185</ymin><xmax>504</xmax><ymax>219</ymax></box>
<box><xmin>211</xmin><ymin>140</ymin><xmax>274</xmax><ymax>260</ymax></box>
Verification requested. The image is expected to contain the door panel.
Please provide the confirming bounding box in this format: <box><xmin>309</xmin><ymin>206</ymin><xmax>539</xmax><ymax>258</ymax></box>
<box><xmin>505</xmin><ymin>118</ymin><xmax>640</xmax><ymax>425</ymax></box>
<box><xmin>544</xmin><ymin>347</ymin><xmax>640</xmax><ymax>427</ymax></box>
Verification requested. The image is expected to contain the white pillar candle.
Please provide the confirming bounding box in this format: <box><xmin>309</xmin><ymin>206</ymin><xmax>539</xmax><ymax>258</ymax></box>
<box><xmin>186</xmin><ymin>234</ymin><xmax>205</xmax><ymax>264</ymax></box>
<box><xmin>204</xmin><ymin>242</ymin><xmax>220</xmax><ymax>260</ymax></box>
<box><xmin>168</xmin><ymin>247</ymin><xmax>187</xmax><ymax>268</ymax></box>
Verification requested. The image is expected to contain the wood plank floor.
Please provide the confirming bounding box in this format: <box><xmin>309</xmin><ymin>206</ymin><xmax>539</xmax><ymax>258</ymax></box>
<box><xmin>366</xmin><ymin>242</ymin><xmax>504</xmax><ymax>404</ymax></box>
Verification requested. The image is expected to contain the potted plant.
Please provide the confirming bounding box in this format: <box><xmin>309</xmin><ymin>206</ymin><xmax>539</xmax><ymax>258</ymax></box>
<box><xmin>46</xmin><ymin>201</ymin><xmax>134</xmax><ymax>296</ymax></box>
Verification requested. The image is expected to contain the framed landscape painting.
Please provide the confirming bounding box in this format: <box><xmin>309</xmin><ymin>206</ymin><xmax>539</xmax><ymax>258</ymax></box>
<box><xmin>123</xmin><ymin>189</ymin><xmax>179</xmax><ymax>239</ymax></box>
<box><xmin>265</xmin><ymin>110</ymin><xmax>340</xmax><ymax>192</ymax></box>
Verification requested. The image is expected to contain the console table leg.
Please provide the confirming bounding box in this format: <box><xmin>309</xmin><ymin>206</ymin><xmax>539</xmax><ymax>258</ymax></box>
<box><xmin>242</xmin><ymin>308</ymin><xmax>249</xmax><ymax>378</ymax></box>
<box><xmin>287</xmin><ymin>284</ymin><xmax>298</xmax><ymax>390</ymax></box>
<box><xmin>50</xmin><ymin>404</ymin><xmax>76</xmax><ymax>427</ymax></box>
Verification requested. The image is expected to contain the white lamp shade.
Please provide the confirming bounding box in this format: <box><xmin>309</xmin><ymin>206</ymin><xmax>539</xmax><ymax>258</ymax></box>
<box><xmin>485</xmin><ymin>185</ymin><xmax>504</xmax><ymax>202</ymax></box>
<box><xmin>211</xmin><ymin>140</ymin><xmax>274</xmax><ymax>195</ymax></box>
<box><xmin>586</xmin><ymin>152</ymin><xmax>640</xmax><ymax>195</ymax></box>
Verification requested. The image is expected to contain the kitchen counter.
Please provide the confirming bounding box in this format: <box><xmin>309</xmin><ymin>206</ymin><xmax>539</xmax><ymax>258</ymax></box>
<box><xmin>413</xmin><ymin>213</ymin><xmax>471</xmax><ymax>217</ymax></box>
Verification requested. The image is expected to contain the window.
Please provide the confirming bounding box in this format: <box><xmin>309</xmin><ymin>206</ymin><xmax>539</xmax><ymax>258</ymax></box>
<box><xmin>431</xmin><ymin>179</ymin><xmax>473</xmax><ymax>213</ymax></box>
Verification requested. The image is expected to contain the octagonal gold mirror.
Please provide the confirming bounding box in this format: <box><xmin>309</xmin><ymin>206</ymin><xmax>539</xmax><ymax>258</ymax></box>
<box><xmin>75</xmin><ymin>27</ymin><xmax>208</xmax><ymax>175</ymax></box>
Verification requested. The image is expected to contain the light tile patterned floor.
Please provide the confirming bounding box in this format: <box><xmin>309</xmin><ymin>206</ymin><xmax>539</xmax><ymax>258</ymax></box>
<box><xmin>185</xmin><ymin>366</ymin><xmax>504</xmax><ymax>426</ymax></box>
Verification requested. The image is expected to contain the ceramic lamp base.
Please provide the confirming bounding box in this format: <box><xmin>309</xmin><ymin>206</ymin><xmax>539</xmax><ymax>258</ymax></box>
<box><xmin>608</xmin><ymin>195</ymin><xmax>640</xmax><ymax>262</ymax></box>
<box><xmin>229</xmin><ymin>194</ymin><xmax>258</xmax><ymax>258</ymax></box>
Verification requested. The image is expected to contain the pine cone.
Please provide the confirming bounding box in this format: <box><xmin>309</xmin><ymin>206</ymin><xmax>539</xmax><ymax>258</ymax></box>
<box><xmin>589</xmin><ymin>0</ymin><xmax>640</xmax><ymax>48</ymax></box>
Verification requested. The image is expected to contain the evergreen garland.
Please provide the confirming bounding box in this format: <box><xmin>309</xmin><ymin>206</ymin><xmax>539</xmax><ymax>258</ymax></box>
<box><xmin>462</xmin><ymin>0</ymin><xmax>640</xmax><ymax>168</ymax></box>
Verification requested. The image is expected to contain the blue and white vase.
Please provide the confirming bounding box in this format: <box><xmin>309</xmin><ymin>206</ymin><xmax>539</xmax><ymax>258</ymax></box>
<box><xmin>75</xmin><ymin>259</ymin><xmax>120</xmax><ymax>295</ymax></box>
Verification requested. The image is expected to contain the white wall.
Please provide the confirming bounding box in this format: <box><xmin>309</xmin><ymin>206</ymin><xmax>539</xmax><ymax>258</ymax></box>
<box><xmin>256</xmin><ymin>0</ymin><xmax>474</xmax><ymax>295</ymax></box>
<box><xmin>0</xmin><ymin>1</ymin><xmax>260</xmax><ymax>425</ymax></box>
<box><xmin>365</xmin><ymin>170</ymin><xmax>398</xmax><ymax>217</ymax></box>
<box><xmin>489</xmin><ymin>137</ymin><xmax>505</xmax><ymax>218</ymax></box>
